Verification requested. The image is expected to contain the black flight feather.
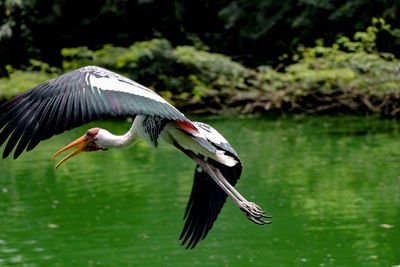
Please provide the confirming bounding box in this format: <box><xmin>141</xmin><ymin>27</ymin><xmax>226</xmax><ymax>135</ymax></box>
<box><xmin>176</xmin><ymin>123</ymin><xmax>242</xmax><ymax>249</ymax></box>
<box><xmin>179</xmin><ymin>153</ymin><xmax>242</xmax><ymax>249</ymax></box>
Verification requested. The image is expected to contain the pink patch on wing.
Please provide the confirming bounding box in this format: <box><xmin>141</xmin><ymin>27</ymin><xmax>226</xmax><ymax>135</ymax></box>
<box><xmin>105</xmin><ymin>90</ymin><xmax>120</xmax><ymax>114</ymax></box>
<box><xmin>174</xmin><ymin>120</ymin><xmax>199</xmax><ymax>134</ymax></box>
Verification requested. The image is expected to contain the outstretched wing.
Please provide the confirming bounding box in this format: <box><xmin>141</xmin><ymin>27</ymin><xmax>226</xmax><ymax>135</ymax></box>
<box><xmin>178</xmin><ymin>122</ymin><xmax>242</xmax><ymax>249</ymax></box>
<box><xmin>0</xmin><ymin>66</ymin><xmax>189</xmax><ymax>159</ymax></box>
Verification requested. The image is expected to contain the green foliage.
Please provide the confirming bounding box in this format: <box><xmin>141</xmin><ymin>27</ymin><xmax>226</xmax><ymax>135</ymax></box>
<box><xmin>0</xmin><ymin>63</ymin><xmax>59</xmax><ymax>100</ymax></box>
<box><xmin>173</xmin><ymin>46</ymin><xmax>252</xmax><ymax>87</ymax></box>
<box><xmin>2</xmin><ymin>0</ymin><xmax>400</xmax><ymax>69</ymax></box>
<box><xmin>61</xmin><ymin>46</ymin><xmax>97</xmax><ymax>70</ymax></box>
<box><xmin>60</xmin><ymin>39</ymin><xmax>255</xmax><ymax>105</ymax></box>
<box><xmin>257</xmin><ymin>20</ymin><xmax>400</xmax><ymax>98</ymax></box>
<box><xmin>2</xmin><ymin>20</ymin><xmax>400</xmax><ymax>116</ymax></box>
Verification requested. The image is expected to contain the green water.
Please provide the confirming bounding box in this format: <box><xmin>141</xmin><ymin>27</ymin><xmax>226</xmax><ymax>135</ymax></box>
<box><xmin>0</xmin><ymin>115</ymin><xmax>399</xmax><ymax>266</ymax></box>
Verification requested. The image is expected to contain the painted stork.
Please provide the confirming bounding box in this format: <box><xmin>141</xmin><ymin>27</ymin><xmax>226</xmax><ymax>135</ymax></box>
<box><xmin>0</xmin><ymin>66</ymin><xmax>270</xmax><ymax>248</ymax></box>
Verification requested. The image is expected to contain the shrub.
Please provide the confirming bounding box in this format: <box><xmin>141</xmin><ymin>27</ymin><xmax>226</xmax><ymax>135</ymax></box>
<box><xmin>0</xmin><ymin>61</ymin><xmax>59</xmax><ymax>101</ymax></box>
<box><xmin>60</xmin><ymin>39</ymin><xmax>256</xmax><ymax>107</ymax></box>
<box><xmin>2</xmin><ymin>19</ymin><xmax>400</xmax><ymax>116</ymax></box>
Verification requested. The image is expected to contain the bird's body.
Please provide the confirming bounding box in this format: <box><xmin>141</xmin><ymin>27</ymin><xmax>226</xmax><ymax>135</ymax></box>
<box><xmin>0</xmin><ymin>66</ymin><xmax>270</xmax><ymax>248</ymax></box>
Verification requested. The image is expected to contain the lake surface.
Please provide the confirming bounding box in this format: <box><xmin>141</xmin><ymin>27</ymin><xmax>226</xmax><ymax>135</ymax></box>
<box><xmin>0</xmin><ymin>115</ymin><xmax>399</xmax><ymax>266</ymax></box>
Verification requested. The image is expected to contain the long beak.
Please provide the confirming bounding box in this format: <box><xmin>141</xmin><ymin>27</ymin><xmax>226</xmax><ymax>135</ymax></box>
<box><xmin>51</xmin><ymin>135</ymin><xmax>88</xmax><ymax>170</ymax></box>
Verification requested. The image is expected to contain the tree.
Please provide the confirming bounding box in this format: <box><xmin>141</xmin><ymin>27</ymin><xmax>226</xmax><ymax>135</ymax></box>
<box><xmin>1</xmin><ymin>0</ymin><xmax>399</xmax><ymax>73</ymax></box>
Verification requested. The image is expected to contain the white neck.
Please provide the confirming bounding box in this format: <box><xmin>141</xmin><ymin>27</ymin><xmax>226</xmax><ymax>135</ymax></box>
<box><xmin>95</xmin><ymin>116</ymin><xmax>147</xmax><ymax>148</ymax></box>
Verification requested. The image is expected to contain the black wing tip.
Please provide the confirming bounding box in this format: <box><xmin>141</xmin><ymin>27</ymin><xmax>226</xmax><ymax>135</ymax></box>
<box><xmin>179</xmin><ymin>236</ymin><xmax>201</xmax><ymax>249</ymax></box>
<box><xmin>1</xmin><ymin>143</ymin><xmax>19</xmax><ymax>159</ymax></box>
<box><xmin>1</xmin><ymin>148</ymin><xmax>21</xmax><ymax>160</ymax></box>
<box><xmin>2</xmin><ymin>151</ymin><xmax>10</xmax><ymax>159</ymax></box>
<box><xmin>178</xmin><ymin>167</ymin><xmax>223</xmax><ymax>250</ymax></box>
<box><xmin>13</xmin><ymin>148</ymin><xmax>23</xmax><ymax>159</ymax></box>
<box><xmin>179</xmin><ymin>227</ymin><xmax>203</xmax><ymax>249</ymax></box>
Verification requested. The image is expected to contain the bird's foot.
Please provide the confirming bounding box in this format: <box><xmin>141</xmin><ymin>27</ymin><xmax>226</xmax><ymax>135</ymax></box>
<box><xmin>238</xmin><ymin>201</ymin><xmax>271</xmax><ymax>225</ymax></box>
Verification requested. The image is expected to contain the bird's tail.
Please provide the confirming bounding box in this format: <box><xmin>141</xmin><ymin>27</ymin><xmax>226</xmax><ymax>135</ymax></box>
<box><xmin>215</xmin><ymin>150</ymin><xmax>237</xmax><ymax>167</ymax></box>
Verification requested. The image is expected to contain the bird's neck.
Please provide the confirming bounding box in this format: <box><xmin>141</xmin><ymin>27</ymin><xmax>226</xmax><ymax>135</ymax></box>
<box><xmin>96</xmin><ymin>116</ymin><xmax>145</xmax><ymax>148</ymax></box>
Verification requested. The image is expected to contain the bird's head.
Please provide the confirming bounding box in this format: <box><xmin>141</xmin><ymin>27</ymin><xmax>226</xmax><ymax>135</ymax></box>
<box><xmin>51</xmin><ymin>128</ymin><xmax>108</xmax><ymax>170</ymax></box>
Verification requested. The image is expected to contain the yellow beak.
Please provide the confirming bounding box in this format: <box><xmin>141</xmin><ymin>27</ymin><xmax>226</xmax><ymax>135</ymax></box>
<box><xmin>51</xmin><ymin>134</ymin><xmax>89</xmax><ymax>170</ymax></box>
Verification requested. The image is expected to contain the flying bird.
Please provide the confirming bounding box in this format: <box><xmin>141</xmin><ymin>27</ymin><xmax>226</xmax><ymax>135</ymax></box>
<box><xmin>0</xmin><ymin>66</ymin><xmax>270</xmax><ymax>248</ymax></box>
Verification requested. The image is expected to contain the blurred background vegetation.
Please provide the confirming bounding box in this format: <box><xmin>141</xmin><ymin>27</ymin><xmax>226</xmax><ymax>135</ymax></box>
<box><xmin>1</xmin><ymin>2</ymin><xmax>400</xmax><ymax>265</ymax></box>
<box><xmin>1</xmin><ymin>0</ymin><xmax>400</xmax><ymax>115</ymax></box>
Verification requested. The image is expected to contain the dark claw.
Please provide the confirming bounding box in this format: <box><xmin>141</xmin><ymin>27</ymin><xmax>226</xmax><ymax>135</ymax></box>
<box><xmin>261</xmin><ymin>214</ymin><xmax>272</xmax><ymax>219</ymax></box>
<box><xmin>248</xmin><ymin>215</ymin><xmax>272</xmax><ymax>225</ymax></box>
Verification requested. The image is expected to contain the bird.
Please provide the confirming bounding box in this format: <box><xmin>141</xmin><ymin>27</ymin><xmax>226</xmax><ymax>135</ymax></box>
<box><xmin>0</xmin><ymin>65</ymin><xmax>271</xmax><ymax>248</ymax></box>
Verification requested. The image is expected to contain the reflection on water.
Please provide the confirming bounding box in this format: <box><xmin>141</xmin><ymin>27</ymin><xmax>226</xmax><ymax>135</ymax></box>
<box><xmin>0</xmin><ymin>115</ymin><xmax>399</xmax><ymax>266</ymax></box>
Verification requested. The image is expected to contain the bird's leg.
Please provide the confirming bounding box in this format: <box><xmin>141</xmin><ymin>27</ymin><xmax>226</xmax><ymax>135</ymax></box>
<box><xmin>178</xmin><ymin>146</ymin><xmax>271</xmax><ymax>225</ymax></box>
